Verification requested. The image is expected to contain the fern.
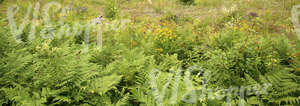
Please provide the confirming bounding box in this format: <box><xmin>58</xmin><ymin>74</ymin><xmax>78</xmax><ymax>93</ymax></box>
<box><xmin>0</xmin><ymin>38</ymin><xmax>123</xmax><ymax>105</ymax></box>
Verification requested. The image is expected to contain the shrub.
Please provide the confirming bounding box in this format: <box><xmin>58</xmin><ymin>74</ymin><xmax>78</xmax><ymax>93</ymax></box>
<box><xmin>104</xmin><ymin>0</ymin><xmax>120</xmax><ymax>19</ymax></box>
<box><xmin>179</xmin><ymin>0</ymin><xmax>195</xmax><ymax>5</ymax></box>
<box><xmin>194</xmin><ymin>30</ymin><xmax>300</xmax><ymax>105</ymax></box>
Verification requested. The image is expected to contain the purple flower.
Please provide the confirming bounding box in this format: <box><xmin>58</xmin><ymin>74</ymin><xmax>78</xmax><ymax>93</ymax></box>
<box><xmin>81</xmin><ymin>7</ymin><xmax>88</xmax><ymax>13</ymax></box>
<box><xmin>91</xmin><ymin>15</ymin><xmax>104</xmax><ymax>24</ymax></box>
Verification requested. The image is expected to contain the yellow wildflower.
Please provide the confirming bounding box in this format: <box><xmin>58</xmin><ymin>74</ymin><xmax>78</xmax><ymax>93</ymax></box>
<box><xmin>234</xmin><ymin>26</ymin><xmax>238</xmax><ymax>30</ymax></box>
<box><xmin>132</xmin><ymin>41</ymin><xmax>137</xmax><ymax>46</ymax></box>
<box><xmin>291</xmin><ymin>53</ymin><xmax>297</xmax><ymax>58</ymax></box>
<box><xmin>243</xmin><ymin>23</ymin><xmax>249</xmax><ymax>29</ymax></box>
<box><xmin>36</xmin><ymin>46</ymin><xmax>41</xmax><ymax>49</ymax></box>
<box><xmin>155</xmin><ymin>48</ymin><xmax>163</xmax><ymax>52</ymax></box>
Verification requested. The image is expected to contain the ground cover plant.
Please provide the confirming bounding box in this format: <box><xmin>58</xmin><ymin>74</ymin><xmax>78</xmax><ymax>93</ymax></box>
<box><xmin>0</xmin><ymin>0</ymin><xmax>300</xmax><ymax>105</ymax></box>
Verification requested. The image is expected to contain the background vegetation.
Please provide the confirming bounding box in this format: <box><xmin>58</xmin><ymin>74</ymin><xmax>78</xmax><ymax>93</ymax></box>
<box><xmin>0</xmin><ymin>0</ymin><xmax>300</xmax><ymax>105</ymax></box>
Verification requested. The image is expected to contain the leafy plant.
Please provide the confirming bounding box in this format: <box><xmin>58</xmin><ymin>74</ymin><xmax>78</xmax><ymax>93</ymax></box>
<box><xmin>194</xmin><ymin>29</ymin><xmax>300</xmax><ymax>105</ymax></box>
<box><xmin>179</xmin><ymin>0</ymin><xmax>195</xmax><ymax>5</ymax></box>
<box><xmin>104</xmin><ymin>0</ymin><xmax>120</xmax><ymax>20</ymax></box>
<box><xmin>0</xmin><ymin>34</ymin><xmax>123</xmax><ymax>105</ymax></box>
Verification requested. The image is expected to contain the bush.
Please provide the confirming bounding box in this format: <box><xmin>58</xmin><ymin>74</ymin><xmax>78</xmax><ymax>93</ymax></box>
<box><xmin>179</xmin><ymin>0</ymin><xmax>195</xmax><ymax>5</ymax></box>
<box><xmin>194</xmin><ymin>30</ymin><xmax>300</xmax><ymax>105</ymax></box>
<box><xmin>104</xmin><ymin>0</ymin><xmax>120</xmax><ymax>19</ymax></box>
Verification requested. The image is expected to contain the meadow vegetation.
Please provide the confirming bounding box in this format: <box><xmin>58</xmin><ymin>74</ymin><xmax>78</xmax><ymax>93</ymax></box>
<box><xmin>0</xmin><ymin>0</ymin><xmax>300</xmax><ymax>105</ymax></box>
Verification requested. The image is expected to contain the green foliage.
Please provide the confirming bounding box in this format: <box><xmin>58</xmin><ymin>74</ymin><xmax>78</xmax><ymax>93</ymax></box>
<box><xmin>104</xmin><ymin>0</ymin><xmax>120</xmax><ymax>20</ymax></box>
<box><xmin>1</xmin><ymin>0</ymin><xmax>300</xmax><ymax>105</ymax></box>
<box><xmin>179</xmin><ymin>0</ymin><xmax>195</xmax><ymax>5</ymax></box>
<box><xmin>0</xmin><ymin>39</ymin><xmax>124</xmax><ymax>105</ymax></box>
<box><xmin>0</xmin><ymin>25</ymin><xmax>15</xmax><ymax>58</ymax></box>
<box><xmin>192</xmin><ymin>29</ymin><xmax>300</xmax><ymax>105</ymax></box>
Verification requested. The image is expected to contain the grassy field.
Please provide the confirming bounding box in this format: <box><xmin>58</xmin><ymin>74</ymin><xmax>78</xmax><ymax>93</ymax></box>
<box><xmin>1</xmin><ymin>0</ymin><xmax>300</xmax><ymax>105</ymax></box>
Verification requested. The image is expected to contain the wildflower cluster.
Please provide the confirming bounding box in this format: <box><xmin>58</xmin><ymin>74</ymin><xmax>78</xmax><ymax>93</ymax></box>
<box><xmin>35</xmin><ymin>40</ymin><xmax>60</xmax><ymax>56</ymax></box>
<box><xmin>234</xmin><ymin>20</ymin><xmax>251</xmax><ymax>31</ymax></box>
<box><xmin>151</xmin><ymin>24</ymin><xmax>176</xmax><ymax>42</ymax></box>
<box><xmin>204</xmin><ymin>26</ymin><xmax>218</xmax><ymax>41</ymax></box>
